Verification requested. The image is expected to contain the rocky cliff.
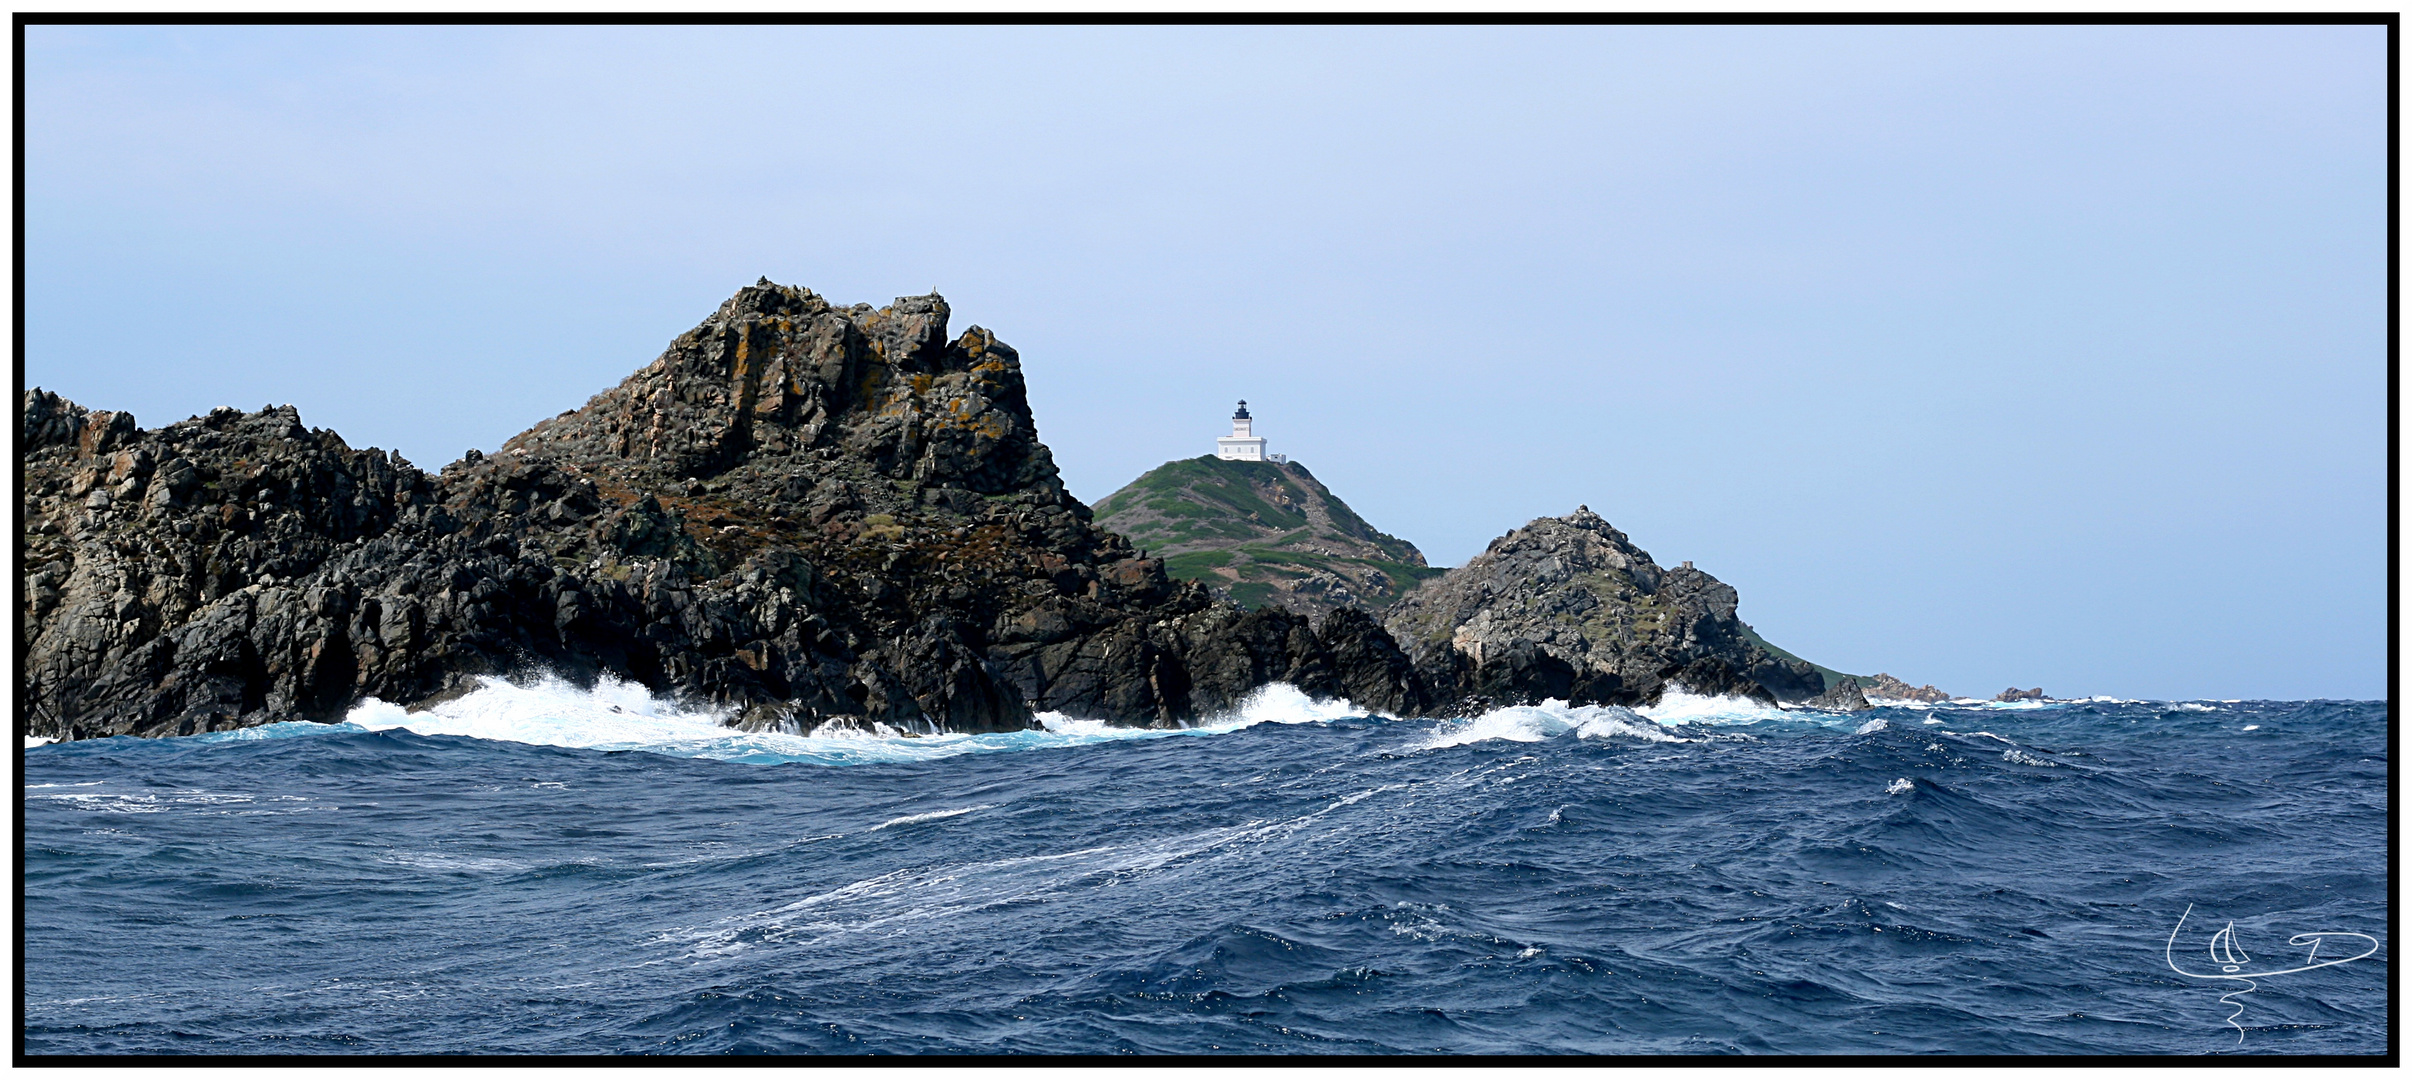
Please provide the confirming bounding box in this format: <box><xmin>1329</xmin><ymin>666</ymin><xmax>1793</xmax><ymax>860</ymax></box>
<box><xmin>1383</xmin><ymin>507</ymin><xmax>1834</xmax><ymax>708</ymax></box>
<box><xmin>21</xmin><ymin>282</ymin><xmax>1444</xmax><ymax>742</ymax></box>
<box><xmin>1092</xmin><ymin>457</ymin><xmax>1442</xmax><ymax>619</ymax></box>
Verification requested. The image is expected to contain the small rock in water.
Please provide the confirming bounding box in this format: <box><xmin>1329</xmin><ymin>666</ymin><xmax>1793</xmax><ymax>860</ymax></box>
<box><xmin>1806</xmin><ymin>679</ymin><xmax>1872</xmax><ymax>712</ymax></box>
<box><xmin>1863</xmin><ymin>673</ymin><xmax>1950</xmax><ymax>703</ymax></box>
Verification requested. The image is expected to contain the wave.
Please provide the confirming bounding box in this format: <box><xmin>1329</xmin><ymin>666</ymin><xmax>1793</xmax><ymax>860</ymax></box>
<box><xmin>327</xmin><ymin>675</ymin><xmax>1376</xmax><ymax>768</ymax></box>
<box><xmin>49</xmin><ymin>670</ymin><xmax>2118</xmax><ymax>770</ymax></box>
<box><xmin>867</xmin><ymin>805</ymin><xmax>994</xmax><ymax>832</ymax></box>
<box><xmin>331</xmin><ymin>677</ymin><xmax>1793</xmax><ymax>761</ymax></box>
<box><xmin>345</xmin><ymin>673</ymin><xmax>738</xmax><ymax>747</ymax></box>
<box><xmin>1190</xmin><ymin>682</ymin><xmax>1372</xmax><ymax>729</ymax></box>
<box><xmin>1414</xmin><ymin>699</ymin><xmax>1687</xmax><ymax>751</ymax></box>
<box><xmin>1634</xmin><ymin>687</ymin><xmax>1794</xmax><ymax>726</ymax></box>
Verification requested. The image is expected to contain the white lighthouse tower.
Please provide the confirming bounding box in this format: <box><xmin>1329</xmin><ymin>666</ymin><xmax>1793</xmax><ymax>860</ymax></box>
<box><xmin>1215</xmin><ymin>400</ymin><xmax>1269</xmax><ymax>462</ymax></box>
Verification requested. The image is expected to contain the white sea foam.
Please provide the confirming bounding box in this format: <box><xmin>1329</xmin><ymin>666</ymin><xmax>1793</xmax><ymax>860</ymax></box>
<box><xmin>190</xmin><ymin>721</ymin><xmax>356</xmax><ymax>743</ymax></box>
<box><xmin>24</xmin><ymin>735</ymin><xmax>54</xmax><ymax>749</ymax></box>
<box><xmin>868</xmin><ymin>805</ymin><xmax>994</xmax><ymax>832</ymax></box>
<box><xmin>1191</xmin><ymin>682</ymin><xmax>1373</xmax><ymax>729</ymax></box>
<box><xmin>1633</xmin><ymin>686</ymin><xmax>1793</xmax><ymax>726</ymax></box>
<box><xmin>330</xmin><ymin>674</ymin><xmax>1374</xmax><ymax>767</ymax></box>
<box><xmin>2170</xmin><ymin>702</ymin><xmax>2217</xmax><ymax>713</ymax></box>
<box><xmin>2241</xmin><ymin>725</ymin><xmax>2260</xmax><ymax>731</ymax></box>
<box><xmin>1414</xmin><ymin>699</ymin><xmax>1684</xmax><ymax>751</ymax></box>
<box><xmin>2001</xmin><ymin>748</ymin><xmax>2060</xmax><ymax>768</ymax></box>
<box><xmin>658</xmin><ymin>770</ymin><xmax>1482</xmax><ymax>962</ymax></box>
<box><xmin>1886</xmin><ymin>778</ymin><xmax>1914</xmax><ymax>795</ymax></box>
<box><xmin>347</xmin><ymin>673</ymin><xmax>738</xmax><ymax>749</ymax></box>
<box><xmin>24</xmin><ymin>787</ymin><xmax>327</xmax><ymax>815</ymax></box>
<box><xmin>1855</xmin><ymin>717</ymin><xmax>1889</xmax><ymax>735</ymax></box>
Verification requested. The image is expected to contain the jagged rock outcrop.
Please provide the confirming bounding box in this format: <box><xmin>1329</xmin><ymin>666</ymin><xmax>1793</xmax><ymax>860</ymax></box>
<box><xmin>1860</xmin><ymin>673</ymin><xmax>1950</xmax><ymax>703</ymax></box>
<box><xmin>1382</xmin><ymin>507</ymin><xmax>1830</xmax><ymax>709</ymax></box>
<box><xmin>1805</xmin><ymin>679</ymin><xmax>1872</xmax><ymax>712</ymax></box>
<box><xmin>1093</xmin><ymin>456</ymin><xmax>1440</xmax><ymax>618</ymax></box>
<box><xmin>22</xmin><ymin>281</ymin><xmax>1440</xmax><ymax>742</ymax></box>
<box><xmin>1994</xmin><ymin>687</ymin><xmax>2046</xmax><ymax>702</ymax></box>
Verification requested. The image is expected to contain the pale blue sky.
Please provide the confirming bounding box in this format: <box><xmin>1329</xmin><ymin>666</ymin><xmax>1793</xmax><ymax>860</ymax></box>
<box><xmin>24</xmin><ymin>25</ymin><xmax>2386</xmax><ymax>700</ymax></box>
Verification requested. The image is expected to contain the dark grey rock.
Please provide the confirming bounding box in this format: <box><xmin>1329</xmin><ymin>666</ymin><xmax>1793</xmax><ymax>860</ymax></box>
<box><xmin>1862</xmin><ymin>672</ymin><xmax>1952</xmax><ymax>704</ymax></box>
<box><xmin>1383</xmin><ymin>506</ymin><xmax>1829</xmax><ymax>709</ymax></box>
<box><xmin>1805</xmin><ymin>679</ymin><xmax>1872</xmax><ymax>712</ymax></box>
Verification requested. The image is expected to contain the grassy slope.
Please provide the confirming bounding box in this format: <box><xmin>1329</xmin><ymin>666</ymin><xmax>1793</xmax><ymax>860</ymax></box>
<box><xmin>1739</xmin><ymin>622</ymin><xmax>1864</xmax><ymax>689</ymax></box>
<box><xmin>1092</xmin><ymin>456</ymin><xmax>1443</xmax><ymax>610</ymax></box>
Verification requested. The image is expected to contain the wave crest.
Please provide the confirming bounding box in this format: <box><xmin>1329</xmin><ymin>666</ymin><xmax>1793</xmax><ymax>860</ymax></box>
<box><xmin>1635</xmin><ymin>686</ymin><xmax>1795</xmax><ymax>726</ymax></box>
<box><xmin>329</xmin><ymin>675</ymin><xmax>1373</xmax><ymax>767</ymax></box>
<box><xmin>1415</xmin><ymin>699</ymin><xmax>1686</xmax><ymax>751</ymax></box>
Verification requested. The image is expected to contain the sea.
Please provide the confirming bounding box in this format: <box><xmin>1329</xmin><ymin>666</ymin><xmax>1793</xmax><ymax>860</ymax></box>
<box><xmin>21</xmin><ymin>680</ymin><xmax>2390</xmax><ymax>1057</ymax></box>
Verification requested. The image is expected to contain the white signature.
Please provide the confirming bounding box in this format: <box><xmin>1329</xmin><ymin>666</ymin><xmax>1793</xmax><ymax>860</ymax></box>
<box><xmin>2164</xmin><ymin>903</ymin><xmax>2379</xmax><ymax>1045</ymax></box>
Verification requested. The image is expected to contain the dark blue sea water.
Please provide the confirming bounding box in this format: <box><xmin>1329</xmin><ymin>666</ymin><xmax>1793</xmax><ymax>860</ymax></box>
<box><xmin>22</xmin><ymin>683</ymin><xmax>2390</xmax><ymax>1056</ymax></box>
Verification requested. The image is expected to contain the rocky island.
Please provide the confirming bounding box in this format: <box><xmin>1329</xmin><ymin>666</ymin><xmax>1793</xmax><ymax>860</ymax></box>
<box><xmin>23</xmin><ymin>280</ymin><xmax>1874</xmax><ymax>743</ymax></box>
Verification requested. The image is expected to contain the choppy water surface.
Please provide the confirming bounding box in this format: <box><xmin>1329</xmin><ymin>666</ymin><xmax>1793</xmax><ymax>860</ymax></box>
<box><xmin>23</xmin><ymin>681</ymin><xmax>2388</xmax><ymax>1055</ymax></box>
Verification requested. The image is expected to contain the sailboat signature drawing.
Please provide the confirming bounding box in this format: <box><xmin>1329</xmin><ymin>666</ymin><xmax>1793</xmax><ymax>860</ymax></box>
<box><xmin>2164</xmin><ymin>903</ymin><xmax>2379</xmax><ymax>1045</ymax></box>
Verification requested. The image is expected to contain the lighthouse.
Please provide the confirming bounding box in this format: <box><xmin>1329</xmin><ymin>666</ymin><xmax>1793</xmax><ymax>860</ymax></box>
<box><xmin>1215</xmin><ymin>400</ymin><xmax>1269</xmax><ymax>462</ymax></box>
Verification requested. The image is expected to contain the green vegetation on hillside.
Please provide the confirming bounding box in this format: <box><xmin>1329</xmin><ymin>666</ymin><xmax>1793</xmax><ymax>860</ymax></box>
<box><xmin>1740</xmin><ymin>622</ymin><xmax>1864</xmax><ymax>689</ymax></box>
<box><xmin>1092</xmin><ymin>455</ymin><xmax>1439</xmax><ymax>615</ymax></box>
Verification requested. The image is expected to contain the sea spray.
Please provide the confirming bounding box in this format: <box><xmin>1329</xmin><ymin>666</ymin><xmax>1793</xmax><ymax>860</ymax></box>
<box><xmin>1634</xmin><ymin>685</ymin><xmax>1798</xmax><ymax>726</ymax></box>
<box><xmin>333</xmin><ymin>674</ymin><xmax>1377</xmax><ymax>768</ymax></box>
<box><xmin>1413</xmin><ymin>700</ymin><xmax>1687</xmax><ymax>751</ymax></box>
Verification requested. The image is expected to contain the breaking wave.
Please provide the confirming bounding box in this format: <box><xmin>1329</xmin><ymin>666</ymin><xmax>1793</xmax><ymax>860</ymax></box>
<box><xmin>867</xmin><ymin>805</ymin><xmax>995</xmax><ymax>831</ymax></box>
<box><xmin>72</xmin><ymin>673</ymin><xmax>2250</xmax><ymax>775</ymax></box>
<box><xmin>1633</xmin><ymin>686</ymin><xmax>1794</xmax><ymax>725</ymax></box>
<box><xmin>318</xmin><ymin>675</ymin><xmax>1373</xmax><ymax>767</ymax></box>
<box><xmin>1414</xmin><ymin>699</ymin><xmax>1687</xmax><ymax>751</ymax></box>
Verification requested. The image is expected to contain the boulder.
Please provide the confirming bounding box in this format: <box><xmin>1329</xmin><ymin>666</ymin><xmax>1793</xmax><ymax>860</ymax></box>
<box><xmin>1804</xmin><ymin>679</ymin><xmax>1872</xmax><ymax>712</ymax></box>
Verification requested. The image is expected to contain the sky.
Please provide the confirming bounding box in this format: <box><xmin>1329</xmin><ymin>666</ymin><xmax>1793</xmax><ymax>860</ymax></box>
<box><xmin>23</xmin><ymin>24</ymin><xmax>2387</xmax><ymax>701</ymax></box>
